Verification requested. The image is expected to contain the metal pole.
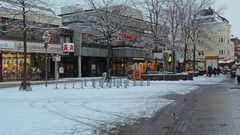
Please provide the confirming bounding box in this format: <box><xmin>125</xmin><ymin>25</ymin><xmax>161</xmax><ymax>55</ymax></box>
<box><xmin>45</xmin><ymin>44</ymin><xmax>48</xmax><ymax>87</ymax></box>
<box><xmin>55</xmin><ymin>61</ymin><xmax>59</xmax><ymax>80</ymax></box>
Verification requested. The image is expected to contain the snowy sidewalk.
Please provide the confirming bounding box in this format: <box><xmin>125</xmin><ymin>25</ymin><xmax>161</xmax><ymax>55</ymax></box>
<box><xmin>0</xmin><ymin>75</ymin><xmax>226</xmax><ymax>135</ymax></box>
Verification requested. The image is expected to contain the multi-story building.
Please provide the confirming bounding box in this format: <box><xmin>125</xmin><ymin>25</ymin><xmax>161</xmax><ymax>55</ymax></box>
<box><xmin>195</xmin><ymin>7</ymin><xmax>234</xmax><ymax>69</ymax></box>
<box><xmin>0</xmin><ymin>5</ymin><xmax>65</xmax><ymax>81</ymax></box>
<box><xmin>60</xmin><ymin>5</ymin><xmax>154</xmax><ymax>77</ymax></box>
<box><xmin>231</xmin><ymin>38</ymin><xmax>240</xmax><ymax>59</ymax></box>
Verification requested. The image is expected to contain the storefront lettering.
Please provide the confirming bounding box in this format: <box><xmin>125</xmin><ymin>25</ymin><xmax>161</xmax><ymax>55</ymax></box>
<box><xmin>0</xmin><ymin>40</ymin><xmax>62</xmax><ymax>54</ymax></box>
<box><xmin>112</xmin><ymin>33</ymin><xmax>139</xmax><ymax>41</ymax></box>
<box><xmin>16</xmin><ymin>41</ymin><xmax>62</xmax><ymax>54</ymax></box>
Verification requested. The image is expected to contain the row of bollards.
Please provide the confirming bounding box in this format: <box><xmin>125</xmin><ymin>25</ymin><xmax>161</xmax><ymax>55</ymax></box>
<box><xmin>55</xmin><ymin>78</ymin><xmax>150</xmax><ymax>89</ymax></box>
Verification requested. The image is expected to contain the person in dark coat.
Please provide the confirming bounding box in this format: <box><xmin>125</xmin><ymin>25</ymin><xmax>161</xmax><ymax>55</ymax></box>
<box><xmin>213</xmin><ymin>67</ymin><xmax>217</xmax><ymax>76</ymax></box>
<box><xmin>207</xmin><ymin>65</ymin><xmax>212</xmax><ymax>77</ymax></box>
<box><xmin>217</xmin><ymin>67</ymin><xmax>221</xmax><ymax>76</ymax></box>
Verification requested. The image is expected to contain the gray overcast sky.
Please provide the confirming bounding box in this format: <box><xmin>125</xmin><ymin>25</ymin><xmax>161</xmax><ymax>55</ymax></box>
<box><xmin>216</xmin><ymin>0</ymin><xmax>239</xmax><ymax>37</ymax></box>
<box><xmin>54</xmin><ymin>0</ymin><xmax>239</xmax><ymax>37</ymax></box>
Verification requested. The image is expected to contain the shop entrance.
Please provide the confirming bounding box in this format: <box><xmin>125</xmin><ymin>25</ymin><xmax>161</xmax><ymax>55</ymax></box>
<box><xmin>2</xmin><ymin>53</ymin><xmax>31</xmax><ymax>81</ymax></box>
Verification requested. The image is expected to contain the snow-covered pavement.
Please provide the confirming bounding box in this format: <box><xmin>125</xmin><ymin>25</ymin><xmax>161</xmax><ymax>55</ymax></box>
<box><xmin>0</xmin><ymin>75</ymin><xmax>226</xmax><ymax>135</ymax></box>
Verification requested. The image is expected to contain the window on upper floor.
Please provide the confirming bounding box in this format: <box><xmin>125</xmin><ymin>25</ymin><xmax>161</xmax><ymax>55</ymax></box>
<box><xmin>218</xmin><ymin>26</ymin><xmax>225</xmax><ymax>32</ymax></box>
<box><xmin>219</xmin><ymin>37</ymin><xmax>225</xmax><ymax>43</ymax></box>
<box><xmin>60</xmin><ymin>36</ymin><xmax>72</xmax><ymax>44</ymax></box>
<box><xmin>199</xmin><ymin>50</ymin><xmax>204</xmax><ymax>56</ymax></box>
<box><xmin>219</xmin><ymin>50</ymin><xmax>225</xmax><ymax>55</ymax></box>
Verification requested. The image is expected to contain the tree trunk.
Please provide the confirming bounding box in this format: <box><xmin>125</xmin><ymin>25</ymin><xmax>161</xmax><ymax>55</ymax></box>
<box><xmin>106</xmin><ymin>38</ymin><xmax>112</xmax><ymax>80</ymax></box>
<box><xmin>193</xmin><ymin>43</ymin><xmax>196</xmax><ymax>71</ymax></box>
<box><xmin>183</xmin><ymin>42</ymin><xmax>188</xmax><ymax>71</ymax></box>
<box><xmin>106</xmin><ymin>40</ymin><xmax>111</xmax><ymax>71</ymax></box>
<box><xmin>172</xmin><ymin>50</ymin><xmax>176</xmax><ymax>73</ymax></box>
<box><xmin>22</xmin><ymin>6</ymin><xmax>27</xmax><ymax>90</ymax></box>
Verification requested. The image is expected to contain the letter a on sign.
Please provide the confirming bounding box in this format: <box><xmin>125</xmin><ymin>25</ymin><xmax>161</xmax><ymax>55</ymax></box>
<box><xmin>69</xmin><ymin>44</ymin><xmax>74</xmax><ymax>52</ymax></box>
<box><xmin>63</xmin><ymin>43</ymin><xmax>74</xmax><ymax>52</ymax></box>
<box><xmin>63</xmin><ymin>44</ymin><xmax>68</xmax><ymax>52</ymax></box>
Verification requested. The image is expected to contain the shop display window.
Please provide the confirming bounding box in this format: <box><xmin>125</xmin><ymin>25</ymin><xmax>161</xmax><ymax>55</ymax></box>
<box><xmin>2</xmin><ymin>53</ymin><xmax>31</xmax><ymax>80</ymax></box>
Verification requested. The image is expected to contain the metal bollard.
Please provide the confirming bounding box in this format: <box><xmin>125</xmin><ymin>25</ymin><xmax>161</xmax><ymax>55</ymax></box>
<box><xmin>108</xmin><ymin>79</ymin><xmax>112</xmax><ymax>88</ymax></box>
<box><xmin>147</xmin><ymin>79</ymin><xmax>150</xmax><ymax>86</ymax></box>
<box><xmin>127</xmin><ymin>79</ymin><xmax>129</xmax><ymax>87</ymax></box>
<box><xmin>64</xmin><ymin>82</ymin><xmax>67</xmax><ymax>89</ymax></box>
<box><xmin>55</xmin><ymin>81</ymin><xmax>58</xmax><ymax>89</ymax></box>
<box><xmin>92</xmin><ymin>80</ymin><xmax>96</xmax><ymax>88</ymax></box>
<box><xmin>113</xmin><ymin>78</ymin><xmax>116</xmax><ymax>86</ymax></box>
<box><xmin>81</xmin><ymin>81</ymin><xmax>83</xmax><ymax>89</ymax></box>
<box><xmin>124</xmin><ymin>80</ymin><xmax>127</xmax><ymax>88</ymax></box>
<box><xmin>133</xmin><ymin>80</ymin><xmax>136</xmax><ymax>86</ymax></box>
<box><xmin>140</xmin><ymin>80</ymin><xmax>143</xmax><ymax>86</ymax></box>
<box><xmin>117</xmin><ymin>80</ymin><xmax>120</xmax><ymax>88</ymax></box>
<box><xmin>72</xmin><ymin>82</ymin><xmax>75</xmax><ymax>89</ymax></box>
<box><xmin>99</xmin><ymin>79</ymin><xmax>102</xmax><ymax>86</ymax></box>
<box><xmin>120</xmin><ymin>78</ymin><xmax>123</xmax><ymax>86</ymax></box>
<box><xmin>100</xmin><ymin>80</ymin><xmax>104</xmax><ymax>88</ymax></box>
<box><xmin>84</xmin><ymin>79</ymin><xmax>87</xmax><ymax>87</ymax></box>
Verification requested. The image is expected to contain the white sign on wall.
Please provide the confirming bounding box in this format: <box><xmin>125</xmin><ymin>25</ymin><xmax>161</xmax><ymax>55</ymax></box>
<box><xmin>153</xmin><ymin>53</ymin><xmax>163</xmax><ymax>59</ymax></box>
<box><xmin>53</xmin><ymin>55</ymin><xmax>61</xmax><ymax>61</ymax></box>
<box><xmin>63</xmin><ymin>43</ymin><xmax>74</xmax><ymax>52</ymax></box>
<box><xmin>0</xmin><ymin>40</ymin><xmax>15</xmax><ymax>49</ymax></box>
<box><xmin>59</xmin><ymin>67</ymin><xmax>64</xmax><ymax>74</ymax></box>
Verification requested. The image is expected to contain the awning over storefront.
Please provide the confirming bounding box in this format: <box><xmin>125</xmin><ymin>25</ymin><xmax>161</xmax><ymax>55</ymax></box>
<box><xmin>219</xmin><ymin>59</ymin><xmax>234</xmax><ymax>64</ymax></box>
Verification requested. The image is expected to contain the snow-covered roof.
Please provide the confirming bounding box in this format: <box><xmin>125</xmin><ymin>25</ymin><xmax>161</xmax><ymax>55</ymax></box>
<box><xmin>197</xmin><ymin>7</ymin><xmax>229</xmax><ymax>24</ymax></box>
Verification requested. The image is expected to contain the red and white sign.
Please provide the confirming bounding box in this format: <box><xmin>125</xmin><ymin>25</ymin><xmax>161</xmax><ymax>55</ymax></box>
<box><xmin>63</xmin><ymin>43</ymin><xmax>74</xmax><ymax>52</ymax></box>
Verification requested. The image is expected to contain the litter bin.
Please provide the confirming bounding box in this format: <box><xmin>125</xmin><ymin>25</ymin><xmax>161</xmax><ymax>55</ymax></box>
<box><xmin>188</xmin><ymin>71</ymin><xmax>194</xmax><ymax>80</ymax></box>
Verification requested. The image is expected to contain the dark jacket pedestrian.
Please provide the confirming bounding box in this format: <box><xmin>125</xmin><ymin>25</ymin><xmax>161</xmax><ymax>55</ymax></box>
<box><xmin>217</xmin><ymin>67</ymin><xmax>221</xmax><ymax>76</ymax></box>
<box><xmin>213</xmin><ymin>67</ymin><xmax>217</xmax><ymax>76</ymax></box>
<box><xmin>208</xmin><ymin>66</ymin><xmax>212</xmax><ymax>77</ymax></box>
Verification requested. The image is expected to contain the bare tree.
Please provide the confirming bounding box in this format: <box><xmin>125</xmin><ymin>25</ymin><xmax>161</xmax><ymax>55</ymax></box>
<box><xmin>164</xmin><ymin>0</ymin><xmax>183</xmax><ymax>73</ymax></box>
<box><xmin>139</xmin><ymin>0</ymin><xmax>169</xmax><ymax>50</ymax></box>
<box><xmin>179</xmin><ymin>0</ymin><xmax>215</xmax><ymax>71</ymax></box>
<box><xmin>130</xmin><ymin>0</ymin><xmax>170</xmax><ymax>73</ymax></box>
<box><xmin>83</xmin><ymin>0</ymin><xmax>136</xmax><ymax>79</ymax></box>
<box><xmin>0</xmin><ymin>0</ymin><xmax>56</xmax><ymax>90</ymax></box>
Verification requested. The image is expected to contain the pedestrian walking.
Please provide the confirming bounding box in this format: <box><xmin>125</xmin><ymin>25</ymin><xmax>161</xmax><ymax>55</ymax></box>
<box><xmin>213</xmin><ymin>67</ymin><xmax>217</xmax><ymax>76</ymax></box>
<box><xmin>208</xmin><ymin>65</ymin><xmax>212</xmax><ymax>77</ymax></box>
<box><xmin>217</xmin><ymin>67</ymin><xmax>221</xmax><ymax>76</ymax></box>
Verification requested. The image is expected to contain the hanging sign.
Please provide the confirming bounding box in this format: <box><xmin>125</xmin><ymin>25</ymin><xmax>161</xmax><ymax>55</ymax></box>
<box><xmin>53</xmin><ymin>55</ymin><xmax>61</xmax><ymax>62</ymax></box>
<box><xmin>63</xmin><ymin>43</ymin><xmax>74</xmax><ymax>52</ymax></box>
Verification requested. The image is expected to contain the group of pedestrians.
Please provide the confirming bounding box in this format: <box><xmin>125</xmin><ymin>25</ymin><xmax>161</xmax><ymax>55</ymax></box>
<box><xmin>207</xmin><ymin>65</ymin><xmax>221</xmax><ymax>77</ymax></box>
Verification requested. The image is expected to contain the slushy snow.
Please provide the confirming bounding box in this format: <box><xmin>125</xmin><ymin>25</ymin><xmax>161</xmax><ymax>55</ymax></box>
<box><xmin>0</xmin><ymin>75</ymin><xmax>225</xmax><ymax>135</ymax></box>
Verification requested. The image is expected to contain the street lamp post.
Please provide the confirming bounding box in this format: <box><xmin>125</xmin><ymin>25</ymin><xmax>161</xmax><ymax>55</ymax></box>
<box><xmin>42</xmin><ymin>31</ymin><xmax>51</xmax><ymax>87</ymax></box>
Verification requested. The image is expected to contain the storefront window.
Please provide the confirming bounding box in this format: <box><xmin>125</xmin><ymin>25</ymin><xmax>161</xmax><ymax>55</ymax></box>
<box><xmin>2</xmin><ymin>53</ymin><xmax>31</xmax><ymax>80</ymax></box>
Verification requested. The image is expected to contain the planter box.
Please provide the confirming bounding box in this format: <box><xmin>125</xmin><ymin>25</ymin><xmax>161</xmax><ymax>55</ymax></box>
<box><xmin>140</xmin><ymin>73</ymin><xmax>193</xmax><ymax>81</ymax></box>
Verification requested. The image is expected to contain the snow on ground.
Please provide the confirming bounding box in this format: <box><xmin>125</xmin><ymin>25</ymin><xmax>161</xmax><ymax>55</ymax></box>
<box><xmin>0</xmin><ymin>75</ymin><xmax>226</xmax><ymax>135</ymax></box>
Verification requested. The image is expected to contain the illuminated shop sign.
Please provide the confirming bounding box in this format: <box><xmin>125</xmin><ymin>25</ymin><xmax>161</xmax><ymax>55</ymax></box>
<box><xmin>112</xmin><ymin>33</ymin><xmax>139</xmax><ymax>41</ymax></box>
